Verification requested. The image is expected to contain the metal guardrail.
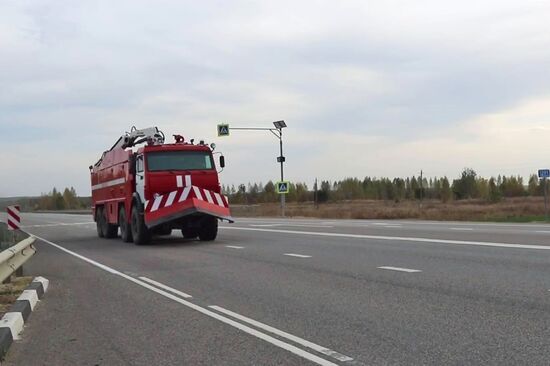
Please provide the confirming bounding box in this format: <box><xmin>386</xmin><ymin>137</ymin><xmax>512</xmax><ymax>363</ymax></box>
<box><xmin>0</xmin><ymin>236</ymin><xmax>36</xmax><ymax>283</ymax></box>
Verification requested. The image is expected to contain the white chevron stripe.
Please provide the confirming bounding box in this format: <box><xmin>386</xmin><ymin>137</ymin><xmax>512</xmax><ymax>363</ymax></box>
<box><xmin>179</xmin><ymin>186</ymin><xmax>191</xmax><ymax>202</ymax></box>
<box><xmin>214</xmin><ymin>192</ymin><xmax>224</xmax><ymax>207</ymax></box>
<box><xmin>185</xmin><ymin>175</ymin><xmax>192</xmax><ymax>186</ymax></box>
<box><xmin>204</xmin><ymin>190</ymin><xmax>214</xmax><ymax>204</ymax></box>
<box><xmin>165</xmin><ymin>191</ymin><xmax>177</xmax><ymax>207</ymax></box>
<box><xmin>193</xmin><ymin>186</ymin><xmax>203</xmax><ymax>200</ymax></box>
<box><xmin>176</xmin><ymin>176</ymin><xmax>183</xmax><ymax>188</ymax></box>
<box><xmin>151</xmin><ymin>195</ymin><xmax>163</xmax><ymax>212</ymax></box>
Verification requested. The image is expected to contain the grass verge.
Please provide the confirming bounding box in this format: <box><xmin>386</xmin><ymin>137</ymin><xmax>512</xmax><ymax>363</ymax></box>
<box><xmin>231</xmin><ymin>197</ymin><xmax>550</xmax><ymax>223</ymax></box>
<box><xmin>0</xmin><ymin>276</ymin><xmax>33</xmax><ymax>315</ymax></box>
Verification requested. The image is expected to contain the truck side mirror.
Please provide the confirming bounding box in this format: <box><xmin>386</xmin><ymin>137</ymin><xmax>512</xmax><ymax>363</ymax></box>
<box><xmin>219</xmin><ymin>155</ymin><xmax>225</xmax><ymax>168</ymax></box>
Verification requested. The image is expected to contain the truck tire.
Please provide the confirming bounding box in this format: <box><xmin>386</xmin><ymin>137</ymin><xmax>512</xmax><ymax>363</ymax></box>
<box><xmin>96</xmin><ymin>207</ymin><xmax>105</xmax><ymax>238</ymax></box>
<box><xmin>131</xmin><ymin>204</ymin><xmax>151</xmax><ymax>245</ymax></box>
<box><xmin>102</xmin><ymin>207</ymin><xmax>118</xmax><ymax>239</ymax></box>
<box><xmin>119</xmin><ymin>206</ymin><xmax>133</xmax><ymax>243</ymax></box>
<box><xmin>181</xmin><ymin>228</ymin><xmax>198</xmax><ymax>239</ymax></box>
<box><xmin>198</xmin><ymin>217</ymin><xmax>218</xmax><ymax>241</ymax></box>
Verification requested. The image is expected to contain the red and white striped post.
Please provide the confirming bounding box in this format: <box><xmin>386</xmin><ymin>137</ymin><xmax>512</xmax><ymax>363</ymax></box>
<box><xmin>7</xmin><ymin>205</ymin><xmax>21</xmax><ymax>231</ymax></box>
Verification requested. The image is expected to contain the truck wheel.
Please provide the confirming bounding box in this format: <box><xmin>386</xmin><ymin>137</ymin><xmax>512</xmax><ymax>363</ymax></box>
<box><xmin>96</xmin><ymin>207</ymin><xmax>105</xmax><ymax>238</ymax></box>
<box><xmin>119</xmin><ymin>206</ymin><xmax>133</xmax><ymax>243</ymax></box>
<box><xmin>198</xmin><ymin>217</ymin><xmax>218</xmax><ymax>241</ymax></box>
<box><xmin>131</xmin><ymin>204</ymin><xmax>151</xmax><ymax>245</ymax></box>
<box><xmin>102</xmin><ymin>207</ymin><xmax>118</xmax><ymax>239</ymax></box>
<box><xmin>181</xmin><ymin>229</ymin><xmax>198</xmax><ymax>239</ymax></box>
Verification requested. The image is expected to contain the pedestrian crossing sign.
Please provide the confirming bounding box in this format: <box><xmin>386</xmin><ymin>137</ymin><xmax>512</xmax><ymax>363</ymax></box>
<box><xmin>276</xmin><ymin>181</ymin><xmax>290</xmax><ymax>194</ymax></box>
<box><xmin>217</xmin><ymin>124</ymin><xmax>230</xmax><ymax>137</ymax></box>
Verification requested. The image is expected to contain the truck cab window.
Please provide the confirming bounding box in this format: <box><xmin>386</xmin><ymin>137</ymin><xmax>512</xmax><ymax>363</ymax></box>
<box><xmin>147</xmin><ymin>151</ymin><xmax>214</xmax><ymax>171</ymax></box>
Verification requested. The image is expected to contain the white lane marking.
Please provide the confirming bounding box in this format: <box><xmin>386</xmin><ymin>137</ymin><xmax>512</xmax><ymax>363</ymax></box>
<box><xmin>383</xmin><ymin>225</ymin><xmax>402</xmax><ymax>228</ymax></box>
<box><xmin>209</xmin><ymin>305</ymin><xmax>353</xmax><ymax>362</ymax></box>
<box><xmin>284</xmin><ymin>253</ymin><xmax>312</xmax><ymax>258</ymax></box>
<box><xmin>21</xmin><ymin>222</ymin><xmax>94</xmax><ymax>228</ymax></box>
<box><xmin>284</xmin><ymin>224</ymin><xmax>335</xmax><ymax>229</ymax></box>
<box><xmin>378</xmin><ymin>266</ymin><xmax>422</xmax><ymax>273</ymax></box>
<box><xmin>30</xmin><ymin>234</ymin><xmax>341</xmax><ymax>366</ymax></box>
<box><xmin>176</xmin><ymin>175</ymin><xmax>183</xmax><ymax>188</ymax></box>
<box><xmin>250</xmin><ymin>224</ymin><xmax>280</xmax><ymax>227</ymax></box>
<box><xmin>536</xmin><ymin>231</ymin><xmax>550</xmax><ymax>233</ymax></box>
<box><xmin>220</xmin><ymin>227</ymin><xmax>550</xmax><ymax>251</ymax></box>
<box><xmin>225</xmin><ymin>245</ymin><xmax>244</xmax><ymax>249</ymax></box>
<box><xmin>450</xmin><ymin>228</ymin><xmax>473</xmax><ymax>231</ymax></box>
<box><xmin>165</xmin><ymin>191</ymin><xmax>177</xmax><ymax>207</ymax></box>
<box><xmin>185</xmin><ymin>175</ymin><xmax>192</xmax><ymax>186</ymax></box>
<box><xmin>138</xmin><ymin>277</ymin><xmax>193</xmax><ymax>298</ymax></box>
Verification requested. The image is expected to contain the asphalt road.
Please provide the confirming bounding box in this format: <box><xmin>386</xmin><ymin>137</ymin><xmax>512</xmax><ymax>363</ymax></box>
<box><xmin>2</xmin><ymin>213</ymin><xmax>550</xmax><ymax>365</ymax></box>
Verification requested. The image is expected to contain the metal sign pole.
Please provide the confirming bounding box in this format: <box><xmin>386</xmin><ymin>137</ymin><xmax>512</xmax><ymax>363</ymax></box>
<box><xmin>279</xmin><ymin>129</ymin><xmax>285</xmax><ymax>217</ymax></box>
<box><xmin>545</xmin><ymin>177</ymin><xmax>549</xmax><ymax>222</ymax></box>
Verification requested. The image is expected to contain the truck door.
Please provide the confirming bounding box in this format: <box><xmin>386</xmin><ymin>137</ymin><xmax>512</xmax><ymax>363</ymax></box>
<box><xmin>136</xmin><ymin>154</ymin><xmax>145</xmax><ymax>202</ymax></box>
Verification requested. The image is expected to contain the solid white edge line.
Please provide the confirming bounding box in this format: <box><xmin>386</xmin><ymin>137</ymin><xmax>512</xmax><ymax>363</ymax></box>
<box><xmin>378</xmin><ymin>266</ymin><xmax>422</xmax><ymax>273</ymax></box>
<box><xmin>209</xmin><ymin>305</ymin><xmax>353</xmax><ymax>362</ymax></box>
<box><xmin>30</xmin><ymin>234</ymin><xmax>340</xmax><ymax>366</ymax></box>
<box><xmin>220</xmin><ymin>227</ymin><xmax>550</xmax><ymax>251</ymax></box>
<box><xmin>138</xmin><ymin>277</ymin><xmax>193</xmax><ymax>298</ymax></box>
<box><xmin>284</xmin><ymin>253</ymin><xmax>312</xmax><ymax>258</ymax></box>
<box><xmin>225</xmin><ymin>245</ymin><xmax>244</xmax><ymax>249</ymax></box>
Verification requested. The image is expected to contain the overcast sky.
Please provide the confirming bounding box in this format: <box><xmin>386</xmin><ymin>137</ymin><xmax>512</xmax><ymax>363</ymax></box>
<box><xmin>1</xmin><ymin>0</ymin><xmax>550</xmax><ymax>196</ymax></box>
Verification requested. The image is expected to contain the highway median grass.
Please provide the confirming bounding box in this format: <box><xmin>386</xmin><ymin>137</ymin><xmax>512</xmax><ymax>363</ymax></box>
<box><xmin>231</xmin><ymin>197</ymin><xmax>550</xmax><ymax>223</ymax></box>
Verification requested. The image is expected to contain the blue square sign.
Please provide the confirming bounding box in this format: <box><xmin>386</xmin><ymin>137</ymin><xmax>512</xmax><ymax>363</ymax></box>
<box><xmin>538</xmin><ymin>169</ymin><xmax>550</xmax><ymax>178</ymax></box>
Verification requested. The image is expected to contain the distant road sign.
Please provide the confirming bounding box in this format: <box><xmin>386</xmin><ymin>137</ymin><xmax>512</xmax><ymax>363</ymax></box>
<box><xmin>217</xmin><ymin>124</ymin><xmax>230</xmax><ymax>137</ymax></box>
<box><xmin>539</xmin><ymin>169</ymin><xmax>550</xmax><ymax>178</ymax></box>
<box><xmin>276</xmin><ymin>181</ymin><xmax>290</xmax><ymax>194</ymax></box>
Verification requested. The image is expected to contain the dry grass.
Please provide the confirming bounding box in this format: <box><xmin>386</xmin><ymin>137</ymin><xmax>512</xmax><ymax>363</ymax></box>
<box><xmin>231</xmin><ymin>196</ymin><xmax>549</xmax><ymax>222</ymax></box>
<box><xmin>0</xmin><ymin>276</ymin><xmax>33</xmax><ymax>314</ymax></box>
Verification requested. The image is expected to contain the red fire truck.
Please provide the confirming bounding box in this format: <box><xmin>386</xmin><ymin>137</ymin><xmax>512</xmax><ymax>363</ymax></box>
<box><xmin>90</xmin><ymin>126</ymin><xmax>233</xmax><ymax>245</ymax></box>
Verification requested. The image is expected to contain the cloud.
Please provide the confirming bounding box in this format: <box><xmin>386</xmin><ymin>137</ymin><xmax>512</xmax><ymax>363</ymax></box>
<box><xmin>1</xmin><ymin>0</ymin><xmax>550</xmax><ymax>195</ymax></box>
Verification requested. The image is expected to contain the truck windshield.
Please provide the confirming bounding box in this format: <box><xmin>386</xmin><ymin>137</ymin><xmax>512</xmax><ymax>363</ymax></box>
<box><xmin>147</xmin><ymin>151</ymin><xmax>214</xmax><ymax>171</ymax></box>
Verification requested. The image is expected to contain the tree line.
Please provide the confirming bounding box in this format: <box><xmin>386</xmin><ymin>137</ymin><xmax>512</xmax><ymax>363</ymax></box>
<box><xmin>5</xmin><ymin>187</ymin><xmax>92</xmax><ymax>211</ymax></box>
<box><xmin>222</xmin><ymin>168</ymin><xmax>548</xmax><ymax>204</ymax></box>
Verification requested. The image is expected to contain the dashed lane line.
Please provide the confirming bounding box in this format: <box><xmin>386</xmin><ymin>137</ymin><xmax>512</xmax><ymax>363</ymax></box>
<box><xmin>284</xmin><ymin>253</ymin><xmax>312</xmax><ymax>258</ymax></box>
<box><xmin>138</xmin><ymin>276</ymin><xmax>193</xmax><ymax>298</ymax></box>
<box><xmin>29</xmin><ymin>233</ymin><xmax>346</xmax><ymax>366</ymax></box>
<box><xmin>378</xmin><ymin>266</ymin><xmax>422</xmax><ymax>273</ymax></box>
<box><xmin>220</xmin><ymin>226</ymin><xmax>550</xmax><ymax>251</ymax></box>
<box><xmin>209</xmin><ymin>305</ymin><xmax>353</xmax><ymax>362</ymax></box>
